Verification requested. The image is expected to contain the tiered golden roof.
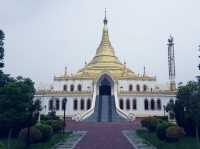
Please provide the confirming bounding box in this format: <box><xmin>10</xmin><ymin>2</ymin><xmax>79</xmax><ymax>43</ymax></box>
<box><xmin>54</xmin><ymin>14</ymin><xmax>156</xmax><ymax>81</ymax></box>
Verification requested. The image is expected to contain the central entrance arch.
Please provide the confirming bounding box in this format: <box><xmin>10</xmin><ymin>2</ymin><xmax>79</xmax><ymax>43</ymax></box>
<box><xmin>99</xmin><ymin>77</ymin><xmax>111</xmax><ymax>95</ymax></box>
<box><xmin>97</xmin><ymin>74</ymin><xmax>114</xmax><ymax>96</ymax></box>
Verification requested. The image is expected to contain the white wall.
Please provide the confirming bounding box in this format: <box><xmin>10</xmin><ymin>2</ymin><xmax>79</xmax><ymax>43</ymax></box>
<box><xmin>34</xmin><ymin>95</ymin><xmax>93</xmax><ymax>117</ymax></box>
<box><xmin>117</xmin><ymin>95</ymin><xmax>176</xmax><ymax>117</ymax></box>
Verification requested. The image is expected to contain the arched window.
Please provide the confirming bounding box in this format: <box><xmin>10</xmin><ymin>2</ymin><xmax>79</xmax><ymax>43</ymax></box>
<box><xmin>157</xmin><ymin>99</ymin><xmax>161</xmax><ymax>110</ymax></box>
<box><xmin>132</xmin><ymin>99</ymin><xmax>137</xmax><ymax>110</ymax></box>
<box><xmin>49</xmin><ymin>99</ymin><xmax>53</xmax><ymax>111</ymax></box>
<box><xmin>70</xmin><ymin>84</ymin><xmax>74</xmax><ymax>92</ymax></box>
<box><xmin>119</xmin><ymin>99</ymin><xmax>124</xmax><ymax>110</ymax></box>
<box><xmin>87</xmin><ymin>99</ymin><xmax>91</xmax><ymax>110</ymax></box>
<box><xmin>63</xmin><ymin>85</ymin><xmax>67</xmax><ymax>91</ymax></box>
<box><xmin>62</xmin><ymin>98</ymin><xmax>67</xmax><ymax>110</ymax></box>
<box><xmin>136</xmin><ymin>84</ymin><xmax>140</xmax><ymax>92</ymax></box>
<box><xmin>77</xmin><ymin>84</ymin><xmax>82</xmax><ymax>92</ymax></box>
<box><xmin>144</xmin><ymin>99</ymin><xmax>148</xmax><ymax>110</ymax></box>
<box><xmin>129</xmin><ymin>84</ymin><xmax>133</xmax><ymax>92</ymax></box>
<box><xmin>126</xmin><ymin>99</ymin><xmax>130</xmax><ymax>110</ymax></box>
<box><xmin>73</xmin><ymin>99</ymin><xmax>78</xmax><ymax>110</ymax></box>
<box><xmin>143</xmin><ymin>85</ymin><xmax>147</xmax><ymax>92</ymax></box>
<box><xmin>56</xmin><ymin>99</ymin><xmax>60</xmax><ymax>110</ymax></box>
<box><xmin>80</xmin><ymin>99</ymin><xmax>85</xmax><ymax>110</ymax></box>
<box><xmin>151</xmin><ymin>99</ymin><xmax>155</xmax><ymax>110</ymax></box>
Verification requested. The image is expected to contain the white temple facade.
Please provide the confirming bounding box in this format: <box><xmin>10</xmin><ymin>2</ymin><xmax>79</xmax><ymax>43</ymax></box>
<box><xmin>35</xmin><ymin>14</ymin><xmax>176</xmax><ymax>122</ymax></box>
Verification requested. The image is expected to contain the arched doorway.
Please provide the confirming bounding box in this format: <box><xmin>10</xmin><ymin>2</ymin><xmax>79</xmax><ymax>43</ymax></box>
<box><xmin>97</xmin><ymin>74</ymin><xmax>114</xmax><ymax>96</ymax></box>
<box><xmin>99</xmin><ymin>77</ymin><xmax>111</xmax><ymax>95</ymax></box>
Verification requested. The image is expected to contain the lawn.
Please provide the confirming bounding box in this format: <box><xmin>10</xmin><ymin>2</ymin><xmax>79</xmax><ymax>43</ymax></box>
<box><xmin>137</xmin><ymin>129</ymin><xmax>200</xmax><ymax>149</ymax></box>
<box><xmin>0</xmin><ymin>132</ymin><xmax>71</xmax><ymax>149</ymax></box>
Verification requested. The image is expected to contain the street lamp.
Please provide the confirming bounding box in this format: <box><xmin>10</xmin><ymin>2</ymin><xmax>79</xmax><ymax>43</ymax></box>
<box><xmin>38</xmin><ymin>105</ymin><xmax>47</xmax><ymax>123</ymax></box>
<box><xmin>63</xmin><ymin>98</ymin><xmax>67</xmax><ymax>133</ymax></box>
<box><xmin>163</xmin><ymin>105</ymin><xmax>166</xmax><ymax>116</ymax></box>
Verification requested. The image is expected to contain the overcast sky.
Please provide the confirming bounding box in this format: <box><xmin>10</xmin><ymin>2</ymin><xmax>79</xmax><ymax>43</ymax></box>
<box><xmin>0</xmin><ymin>0</ymin><xmax>200</xmax><ymax>88</ymax></box>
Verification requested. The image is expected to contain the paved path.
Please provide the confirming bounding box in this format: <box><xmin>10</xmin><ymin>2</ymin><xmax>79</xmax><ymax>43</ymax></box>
<box><xmin>66</xmin><ymin>120</ymin><xmax>140</xmax><ymax>149</ymax></box>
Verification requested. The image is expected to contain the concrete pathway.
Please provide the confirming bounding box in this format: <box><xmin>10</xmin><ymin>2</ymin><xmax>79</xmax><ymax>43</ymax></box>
<box><xmin>65</xmin><ymin>120</ymin><xmax>140</xmax><ymax>149</ymax></box>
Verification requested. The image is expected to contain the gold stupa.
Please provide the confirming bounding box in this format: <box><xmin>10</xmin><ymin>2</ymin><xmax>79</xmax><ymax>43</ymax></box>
<box><xmin>55</xmin><ymin>13</ymin><xmax>156</xmax><ymax>81</ymax></box>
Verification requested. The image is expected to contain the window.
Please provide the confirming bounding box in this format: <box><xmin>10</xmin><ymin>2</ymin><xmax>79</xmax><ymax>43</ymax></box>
<box><xmin>129</xmin><ymin>84</ymin><xmax>133</xmax><ymax>92</ymax></box>
<box><xmin>80</xmin><ymin>99</ymin><xmax>85</xmax><ymax>110</ymax></box>
<box><xmin>78</xmin><ymin>84</ymin><xmax>82</xmax><ymax>92</ymax></box>
<box><xmin>62</xmin><ymin>98</ymin><xmax>67</xmax><ymax>110</ymax></box>
<box><xmin>126</xmin><ymin>99</ymin><xmax>130</xmax><ymax>110</ymax></box>
<box><xmin>136</xmin><ymin>84</ymin><xmax>140</xmax><ymax>92</ymax></box>
<box><xmin>70</xmin><ymin>84</ymin><xmax>74</xmax><ymax>92</ymax></box>
<box><xmin>63</xmin><ymin>85</ymin><xmax>67</xmax><ymax>91</ymax></box>
<box><xmin>132</xmin><ymin>99</ymin><xmax>137</xmax><ymax>110</ymax></box>
<box><xmin>157</xmin><ymin>99</ymin><xmax>161</xmax><ymax>110</ymax></box>
<box><xmin>73</xmin><ymin>99</ymin><xmax>78</xmax><ymax>110</ymax></box>
<box><xmin>49</xmin><ymin>100</ymin><xmax>53</xmax><ymax>111</ymax></box>
<box><xmin>143</xmin><ymin>85</ymin><xmax>147</xmax><ymax>92</ymax></box>
<box><xmin>56</xmin><ymin>99</ymin><xmax>60</xmax><ymax>110</ymax></box>
<box><xmin>144</xmin><ymin>99</ymin><xmax>148</xmax><ymax>110</ymax></box>
<box><xmin>119</xmin><ymin>99</ymin><xmax>124</xmax><ymax>110</ymax></box>
<box><xmin>87</xmin><ymin>99</ymin><xmax>91</xmax><ymax>110</ymax></box>
<box><xmin>151</xmin><ymin>99</ymin><xmax>155</xmax><ymax>110</ymax></box>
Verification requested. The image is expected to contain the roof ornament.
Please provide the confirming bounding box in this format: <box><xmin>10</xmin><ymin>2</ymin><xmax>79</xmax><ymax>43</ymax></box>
<box><xmin>64</xmin><ymin>66</ymin><xmax>67</xmax><ymax>76</ymax></box>
<box><xmin>104</xmin><ymin>8</ymin><xmax>108</xmax><ymax>25</ymax></box>
<box><xmin>143</xmin><ymin>66</ymin><xmax>146</xmax><ymax>77</ymax></box>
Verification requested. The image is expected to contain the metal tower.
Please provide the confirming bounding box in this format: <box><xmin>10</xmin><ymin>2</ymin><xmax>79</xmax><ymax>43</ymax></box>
<box><xmin>167</xmin><ymin>35</ymin><xmax>176</xmax><ymax>91</ymax></box>
<box><xmin>197</xmin><ymin>45</ymin><xmax>200</xmax><ymax>83</ymax></box>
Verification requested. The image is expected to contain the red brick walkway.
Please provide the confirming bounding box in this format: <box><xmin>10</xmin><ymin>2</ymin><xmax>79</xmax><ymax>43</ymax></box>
<box><xmin>66</xmin><ymin>121</ymin><xmax>140</xmax><ymax>149</ymax></box>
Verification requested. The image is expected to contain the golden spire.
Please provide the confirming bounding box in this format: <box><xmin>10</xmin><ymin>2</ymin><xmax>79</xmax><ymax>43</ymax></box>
<box><xmin>95</xmin><ymin>9</ymin><xmax>115</xmax><ymax>57</ymax></box>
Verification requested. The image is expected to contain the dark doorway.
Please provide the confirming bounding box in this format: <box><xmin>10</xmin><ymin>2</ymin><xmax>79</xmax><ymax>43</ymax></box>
<box><xmin>99</xmin><ymin>77</ymin><xmax>111</xmax><ymax>96</ymax></box>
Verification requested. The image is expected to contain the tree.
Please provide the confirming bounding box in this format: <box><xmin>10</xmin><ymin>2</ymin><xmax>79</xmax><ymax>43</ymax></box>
<box><xmin>0</xmin><ymin>30</ymin><xmax>5</xmax><ymax>69</ymax></box>
<box><xmin>172</xmin><ymin>81</ymin><xmax>200</xmax><ymax>145</ymax></box>
<box><xmin>0</xmin><ymin>77</ymin><xmax>41</xmax><ymax>137</ymax></box>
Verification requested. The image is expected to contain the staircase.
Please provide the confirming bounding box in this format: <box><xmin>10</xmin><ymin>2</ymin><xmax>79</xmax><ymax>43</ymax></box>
<box><xmin>85</xmin><ymin>95</ymin><xmax>126</xmax><ymax>122</ymax></box>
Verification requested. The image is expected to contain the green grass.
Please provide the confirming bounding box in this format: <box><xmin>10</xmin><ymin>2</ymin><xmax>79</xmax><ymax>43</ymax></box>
<box><xmin>0</xmin><ymin>132</ymin><xmax>71</xmax><ymax>149</ymax></box>
<box><xmin>136</xmin><ymin>129</ymin><xmax>200</xmax><ymax>149</ymax></box>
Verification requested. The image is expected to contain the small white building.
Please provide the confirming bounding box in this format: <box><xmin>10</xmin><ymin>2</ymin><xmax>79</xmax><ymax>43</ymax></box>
<box><xmin>35</xmin><ymin>14</ymin><xmax>176</xmax><ymax>122</ymax></box>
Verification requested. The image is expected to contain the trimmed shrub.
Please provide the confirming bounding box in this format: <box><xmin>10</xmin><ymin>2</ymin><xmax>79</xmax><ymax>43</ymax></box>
<box><xmin>0</xmin><ymin>142</ymin><xmax>5</xmax><ymax>149</ymax></box>
<box><xmin>41</xmin><ymin>113</ymin><xmax>59</xmax><ymax>121</ymax></box>
<box><xmin>51</xmin><ymin>120</ymin><xmax>64</xmax><ymax>133</ymax></box>
<box><xmin>154</xmin><ymin>116</ymin><xmax>168</xmax><ymax>121</ymax></box>
<box><xmin>35</xmin><ymin>123</ymin><xmax>53</xmax><ymax>141</ymax></box>
<box><xmin>166</xmin><ymin>126</ymin><xmax>185</xmax><ymax>142</ymax></box>
<box><xmin>141</xmin><ymin>117</ymin><xmax>158</xmax><ymax>132</ymax></box>
<box><xmin>18</xmin><ymin>127</ymin><xmax>42</xmax><ymax>144</ymax></box>
<box><xmin>156</xmin><ymin>122</ymin><xmax>173</xmax><ymax>140</ymax></box>
<box><xmin>44</xmin><ymin>119</ymin><xmax>64</xmax><ymax>133</ymax></box>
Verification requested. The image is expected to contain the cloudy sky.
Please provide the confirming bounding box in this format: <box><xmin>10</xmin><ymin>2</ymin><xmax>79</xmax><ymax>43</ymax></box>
<box><xmin>0</xmin><ymin>0</ymin><xmax>200</xmax><ymax>88</ymax></box>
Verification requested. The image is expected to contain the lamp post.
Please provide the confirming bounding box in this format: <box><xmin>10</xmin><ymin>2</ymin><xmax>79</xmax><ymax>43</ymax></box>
<box><xmin>63</xmin><ymin>98</ymin><xmax>67</xmax><ymax>133</ymax></box>
<box><xmin>38</xmin><ymin>105</ymin><xmax>47</xmax><ymax>123</ymax></box>
<box><xmin>163</xmin><ymin>105</ymin><xmax>166</xmax><ymax>117</ymax></box>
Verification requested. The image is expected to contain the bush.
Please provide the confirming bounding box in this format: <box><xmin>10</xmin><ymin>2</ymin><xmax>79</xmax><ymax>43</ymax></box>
<box><xmin>0</xmin><ymin>142</ymin><xmax>5</xmax><ymax>149</ymax></box>
<box><xmin>154</xmin><ymin>116</ymin><xmax>168</xmax><ymax>121</ymax></box>
<box><xmin>18</xmin><ymin>127</ymin><xmax>42</xmax><ymax>144</ymax></box>
<box><xmin>41</xmin><ymin>113</ymin><xmax>59</xmax><ymax>121</ymax></box>
<box><xmin>35</xmin><ymin>123</ymin><xmax>53</xmax><ymax>141</ymax></box>
<box><xmin>156</xmin><ymin>122</ymin><xmax>173</xmax><ymax>140</ymax></box>
<box><xmin>43</xmin><ymin>119</ymin><xmax>64</xmax><ymax>133</ymax></box>
<box><xmin>141</xmin><ymin>117</ymin><xmax>158</xmax><ymax>132</ymax></box>
<box><xmin>166</xmin><ymin>126</ymin><xmax>185</xmax><ymax>142</ymax></box>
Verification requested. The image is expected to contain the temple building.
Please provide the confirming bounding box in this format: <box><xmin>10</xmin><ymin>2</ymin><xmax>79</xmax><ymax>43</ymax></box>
<box><xmin>35</xmin><ymin>13</ymin><xmax>176</xmax><ymax>122</ymax></box>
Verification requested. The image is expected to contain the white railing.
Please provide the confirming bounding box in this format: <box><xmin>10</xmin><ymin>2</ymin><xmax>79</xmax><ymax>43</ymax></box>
<box><xmin>78</xmin><ymin>86</ymin><xmax>97</xmax><ymax>121</ymax></box>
